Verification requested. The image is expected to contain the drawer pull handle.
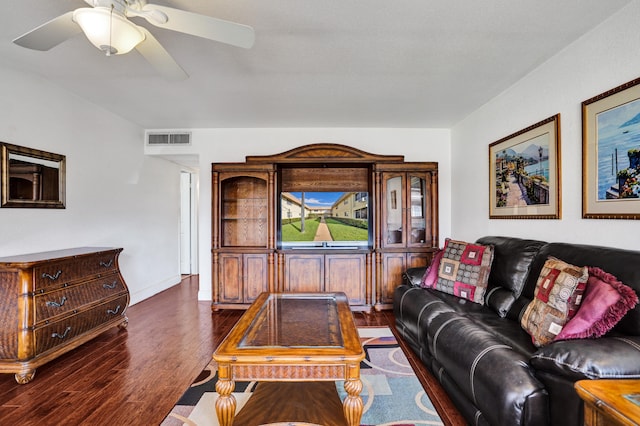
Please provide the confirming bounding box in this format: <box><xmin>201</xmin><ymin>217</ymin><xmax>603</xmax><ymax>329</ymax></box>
<box><xmin>103</xmin><ymin>281</ymin><xmax>117</xmax><ymax>290</ymax></box>
<box><xmin>42</xmin><ymin>270</ymin><xmax>62</xmax><ymax>281</ymax></box>
<box><xmin>100</xmin><ymin>259</ymin><xmax>114</xmax><ymax>268</ymax></box>
<box><xmin>52</xmin><ymin>326</ymin><xmax>72</xmax><ymax>339</ymax></box>
<box><xmin>46</xmin><ymin>296</ymin><xmax>68</xmax><ymax>308</ymax></box>
<box><xmin>107</xmin><ymin>305</ymin><xmax>121</xmax><ymax>315</ymax></box>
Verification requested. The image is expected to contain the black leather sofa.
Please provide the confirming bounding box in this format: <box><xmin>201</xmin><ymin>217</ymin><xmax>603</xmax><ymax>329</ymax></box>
<box><xmin>393</xmin><ymin>236</ymin><xmax>640</xmax><ymax>426</ymax></box>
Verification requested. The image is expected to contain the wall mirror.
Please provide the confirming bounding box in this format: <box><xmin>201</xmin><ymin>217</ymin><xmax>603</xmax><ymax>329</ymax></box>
<box><xmin>1</xmin><ymin>142</ymin><xmax>66</xmax><ymax>208</ymax></box>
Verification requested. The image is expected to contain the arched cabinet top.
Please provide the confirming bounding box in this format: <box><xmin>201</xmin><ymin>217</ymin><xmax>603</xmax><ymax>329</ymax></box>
<box><xmin>245</xmin><ymin>143</ymin><xmax>404</xmax><ymax>164</ymax></box>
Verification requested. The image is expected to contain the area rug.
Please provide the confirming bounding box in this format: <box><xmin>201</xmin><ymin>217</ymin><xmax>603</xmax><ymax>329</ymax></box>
<box><xmin>161</xmin><ymin>327</ymin><xmax>443</xmax><ymax>426</ymax></box>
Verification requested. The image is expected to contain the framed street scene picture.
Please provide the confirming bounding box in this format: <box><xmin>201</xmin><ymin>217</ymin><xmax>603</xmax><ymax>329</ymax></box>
<box><xmin>489</xmin><ymin>114</ymin><xmax>561</xmax><ymax>219</ymax></box>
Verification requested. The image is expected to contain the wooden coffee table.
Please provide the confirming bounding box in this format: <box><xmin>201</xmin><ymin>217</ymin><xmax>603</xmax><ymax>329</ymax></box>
<box><xmin>212</xmin><ymin>292</ymin><xmax>365</xmax><ymax>426</ymax></box>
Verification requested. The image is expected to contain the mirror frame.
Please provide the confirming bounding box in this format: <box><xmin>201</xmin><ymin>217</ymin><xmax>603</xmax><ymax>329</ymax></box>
<box><xmin>1</xmin><ymin>142</ymin><xmax>66</xmax><ymax>209</ymax></box>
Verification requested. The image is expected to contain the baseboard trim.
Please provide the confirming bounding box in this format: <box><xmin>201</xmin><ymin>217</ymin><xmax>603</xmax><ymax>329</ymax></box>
<box><xmin>130</xmin><ymin>274</ymin><xmax>182</xmax><ymax>305</ymax></box>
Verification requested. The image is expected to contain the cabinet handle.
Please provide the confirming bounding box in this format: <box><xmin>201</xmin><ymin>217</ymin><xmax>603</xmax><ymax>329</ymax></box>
<box><xmin>42</xmin><ymin>270</ymin><xmax>62</xmax><ymax>281</ymax></box>
<box><xmin>51</xmin><ymin>326</ymin><xmax>72</xmax><ymax>339</ymax></box>
<box><xmin>107</xmin><ymin>305</ymin><xmax>121</xmax><ymax>315</ymax></box>
<box><xmin>46</xmin><ymin>296</ymin><xmax>68</xmax><ymax>308</ymax></box>
<box><xmin>103</xmin><ymin>281</ymin><xmax>117</xmax><ymax>290</ymax></box>
<box><xmin>99</xmin><ymin>259</ymin><xmax>113</xmax><ymax>268</ymax></box>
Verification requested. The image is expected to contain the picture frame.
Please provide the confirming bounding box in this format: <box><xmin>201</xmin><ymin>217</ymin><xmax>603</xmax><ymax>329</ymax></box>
<box><xmin>582</xmin><ymin>77</ymin><xmax>640</xmax><ymax>219</ymax></box>
<box><xmin>0</xmin><ymin>142</ymin><xmax>66</xmax><ymax>209</ymax></box>
<box><xmin>489</xmin><ymin>114</ymin><xmax>561</xmax><ymax>219</ymax></box>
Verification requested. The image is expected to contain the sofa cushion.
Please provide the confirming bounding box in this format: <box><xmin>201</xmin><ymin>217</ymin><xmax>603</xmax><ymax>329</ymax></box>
<box><xmin>426</xmin><ymin>312</ymin><xmax>548</xmax><ymax>425</ymax></box>
<box><xmin>555</xmin><ymin>266</ymin><xmax>638</xmax><ymax>341</ymax></box>
<box><xmin>431</xmin><ymin>356</ymin><xmax>549</xmax><ymax>426</ymax></box>
<box><xmin>476</xmin><ymin>236</ymin><xmax>546</xmax><ymax>318</ymax></box>
<box><xmin>393</xmin><ymin>285</ymin><xmax>456</xmax><ymax>359</ymax></box>
<box><xmin>403</xmin><ymin>266</ymin><xmax>426</xmax><ymax>287</ymax></box>
<box><xmin>530</xmin><ymin>336</ymin><xmax>640</xmax><ymax>380</ymax></box>
<box><xmin>420</xmin><ymin>287</ymin><xmax>495</xmax><ymax>318</ymax></box>
<box><xmin>484</xmin><ymin>286</ymin><xmax>517</xmax><ymax>318</ymax></box>
<box><xmin>420</xmin><ymin>249</ymin><xmax>444</xmax><ymax>288</ymax></box>
<box><xmin>435</xmin><ymin>239</ymin><xmax>494</xmax><ymax>304</ymax></box>
<box><xmin>466</xmin><ymin>311</ymin><xmax>539</xmax><ymax>357</ymax></box>
<box><xmin>520</xmin><ymin>258</ymin><xmax>588</xmax><ymax>347</ymax></box>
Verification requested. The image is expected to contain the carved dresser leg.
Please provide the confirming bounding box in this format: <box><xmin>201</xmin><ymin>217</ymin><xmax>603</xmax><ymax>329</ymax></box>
<box><xmin>118</xmin><ymin>317</ymin><xmax>129</xmax><ymax>329</ymax></box>
<box><xmin>15</xmin><ymin>370</ymin><xmax>36</xmax><ymax>384</ymax></box>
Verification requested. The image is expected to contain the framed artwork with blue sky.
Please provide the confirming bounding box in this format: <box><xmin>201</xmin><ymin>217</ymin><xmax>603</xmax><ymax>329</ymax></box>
<box><xmin>583</xmin><ymin>76</ymin><xmax>640</xmax><ymax>219</ymax></box>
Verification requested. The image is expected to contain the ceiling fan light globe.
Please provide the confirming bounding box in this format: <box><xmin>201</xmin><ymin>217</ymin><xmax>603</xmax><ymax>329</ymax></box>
<box><xmin>73</xmin><ymin>7</ymin><xmax>144</xmax><ymax>55</ymax></box>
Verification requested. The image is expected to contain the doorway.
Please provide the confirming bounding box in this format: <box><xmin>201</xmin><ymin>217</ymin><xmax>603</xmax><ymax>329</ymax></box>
<box><xmin>180</xmin><ymin>171</ymin><xmax>198</xmax><ymax>275</ymax></box>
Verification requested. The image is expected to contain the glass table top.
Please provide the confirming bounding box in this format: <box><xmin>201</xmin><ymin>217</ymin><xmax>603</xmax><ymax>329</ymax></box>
<box><xmin>239</xmin><ymin>293</ymin><xmax>344</xmax><ymax>348</ymax></box>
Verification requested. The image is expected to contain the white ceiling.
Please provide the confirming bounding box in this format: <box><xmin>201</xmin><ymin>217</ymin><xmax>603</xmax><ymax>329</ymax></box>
<box><xmin>1</xmin><ymin>0</ymin><xmax>634</xmax><ymax>129</ymax></box>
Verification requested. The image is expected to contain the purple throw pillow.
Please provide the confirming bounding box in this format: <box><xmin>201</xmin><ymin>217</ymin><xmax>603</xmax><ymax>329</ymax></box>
<box><xmin>421</xmin><ymin>249</ymin><xmax>444</xmax><ymax>289</ymax></box>
<box><xmin>555</xmin><ymin>266</ymin><xmax>638</xmax><ymax>341</ymax></box>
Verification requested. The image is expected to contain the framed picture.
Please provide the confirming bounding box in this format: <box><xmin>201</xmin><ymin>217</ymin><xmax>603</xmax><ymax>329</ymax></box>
<box><xmin>489</xmin><ymin>114</ymin><xmax>561</xmax><ymax>219</ymax></box>
<box><xmin>1</xmin><ymin>142</ymin><xmax>66</xmax><ymax>209</ymax></box>
<box><xmin>582</xmin><ymin>77</ymin><xmax>640</xmax><ymax>219</ymax></box>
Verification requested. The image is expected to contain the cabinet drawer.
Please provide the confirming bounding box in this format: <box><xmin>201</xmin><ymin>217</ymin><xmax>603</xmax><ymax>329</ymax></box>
<box><xmin>35</xmin><ymin>274</ymin><xmax>126</xmax><ymax>324</ymax></box>
<box><xmin>34</xmin><ymin>252</ymin><xmax>119</xmax><ymax>290</ymax></box>
<box><xmin>35</xmin><ymin>295</ymin><xmax>128</xmax><ymax>354</ymax></box>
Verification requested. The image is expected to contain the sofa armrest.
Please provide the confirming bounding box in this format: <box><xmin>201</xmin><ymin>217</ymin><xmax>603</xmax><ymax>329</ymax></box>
<box><xmin>530</xmin><ymin>336</ymin><xmax>640</xmax><ymax>381</ymax></box>
<box><xmin>402</xmin><ymin>267</ymin><xmax>426</xmax><ymax>287</ymax></box>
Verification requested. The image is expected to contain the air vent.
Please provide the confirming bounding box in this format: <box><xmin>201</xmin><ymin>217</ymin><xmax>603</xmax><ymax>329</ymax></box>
<box><xmin>146</xmin><ymin>131</ymin><xmax>191</xmax><ymax>146</ymax></box>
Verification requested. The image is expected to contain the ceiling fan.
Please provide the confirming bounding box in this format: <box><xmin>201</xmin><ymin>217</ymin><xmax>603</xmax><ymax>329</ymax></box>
<box><xmin>12</xmin><ymin>0</ymin><xmax>255</xmax><ymax>80</ymax></box>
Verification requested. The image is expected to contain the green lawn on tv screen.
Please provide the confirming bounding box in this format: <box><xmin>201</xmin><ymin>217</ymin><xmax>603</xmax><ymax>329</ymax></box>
<box><xmin>282</xmin><ymin>218</ymin><xmax>368</xmax><ymax>242</ymax></box>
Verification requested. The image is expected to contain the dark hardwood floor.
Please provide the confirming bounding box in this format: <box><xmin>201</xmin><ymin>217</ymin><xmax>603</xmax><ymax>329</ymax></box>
<box><xmin>0</xmin><ymin>276</ymin><xmax>465</xmax><ymax>426</ymax></box>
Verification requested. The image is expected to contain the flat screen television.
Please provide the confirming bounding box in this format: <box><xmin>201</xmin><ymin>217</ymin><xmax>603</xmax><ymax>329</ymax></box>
<box><xmin>279</xmin><ymin>191</ymin><xmax>371</xmax><ymax>249</ymax></box>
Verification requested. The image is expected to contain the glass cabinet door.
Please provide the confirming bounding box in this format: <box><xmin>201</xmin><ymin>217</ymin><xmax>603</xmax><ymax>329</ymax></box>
<box><xmin>385</xmin><ymin>175</ymin><xmax>404</xmax><ymax>245</ymax></box>
<box><xmin>408</xmin><ymin>175</ymin><xmax>427</xmax><ymax>245</ymax></box>
<box><xmin>383</xmin><ymin>172</ymin><xmax>430</xmax><ymax>247</ymax></box>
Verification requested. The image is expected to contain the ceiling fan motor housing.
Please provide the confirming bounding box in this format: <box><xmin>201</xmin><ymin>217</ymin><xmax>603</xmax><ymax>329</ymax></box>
<box><xmin>85</xmin><ymin>0</ymin><xmax>127</xmax><ymax>14</ymax></box>
<box><xmin>73</xmin><ymin>6</ymin><xmax>145</xmax><ymax>55</ymax></box>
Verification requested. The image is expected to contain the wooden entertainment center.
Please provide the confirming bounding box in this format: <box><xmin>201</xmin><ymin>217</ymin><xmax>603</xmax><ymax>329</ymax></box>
<box><xmin>211</xmin><ymin>143</ymin><xmax>439</xmax><ymax>311</ymax></box>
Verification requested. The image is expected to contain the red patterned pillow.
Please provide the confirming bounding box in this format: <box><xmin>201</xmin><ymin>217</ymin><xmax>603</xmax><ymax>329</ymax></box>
<box><xmin>555</xmin><ymin>267</ymin><xmax>638</xmax><ymax>340</ymax></box>
<box><xmin>435</xmin><ymin>239</ymin><xmax>494</xmax><ymax>304</ymax></box>
<box><xmin>521</xmin><ymin>257</ymin><xmax>588</xmax><ymax>347</ymax></box>
<box><xmin>421</xmin><ymin>249</ymin><xmax>444</xmax><ymax>289</ymax></box>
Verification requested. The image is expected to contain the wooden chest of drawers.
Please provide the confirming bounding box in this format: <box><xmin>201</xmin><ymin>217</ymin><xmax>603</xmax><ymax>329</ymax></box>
<box><xmin>0</xmin><ymin>247</ymin><xmax>130</xmax><ymax>383</ymax></box>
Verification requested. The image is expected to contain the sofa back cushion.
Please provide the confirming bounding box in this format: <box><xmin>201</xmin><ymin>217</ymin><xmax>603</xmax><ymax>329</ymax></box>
<box><xmin>519</xmin><ymin>242</ymin><xmax>640</xmax><ymax>336</ymax></box>
<box><xmin>475</xmin><ymin>236</ymin><xmax>546</xmax><ymax>317</ymax></box>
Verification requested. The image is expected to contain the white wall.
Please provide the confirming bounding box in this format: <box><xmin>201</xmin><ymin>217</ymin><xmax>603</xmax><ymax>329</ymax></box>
<box><xmin>147</xmin><ymin>128</ymin><xmax>452</xmax><ymax>301</ymax></box>
<box><xmin>451</xmin><ymin>1</ymin><xmax>640</xmax><ymax>250</ymax></box>
<box><xmin>0</xmin><ymin>67</ymin><xmax>182</xmax><ymax>305</ymax></box>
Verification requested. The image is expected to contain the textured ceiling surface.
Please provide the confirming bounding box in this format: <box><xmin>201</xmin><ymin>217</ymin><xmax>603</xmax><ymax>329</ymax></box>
<box><xmin>1</xmin><ymin>0</ymin><xmax>633</xmax><ymax>128</ymax></box>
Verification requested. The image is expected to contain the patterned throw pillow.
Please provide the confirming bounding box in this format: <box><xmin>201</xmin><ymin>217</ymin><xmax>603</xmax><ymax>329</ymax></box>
<box><xmin>435</xmin><ymin>239</ymin><xmax>494</xmax><ymax>304</ymax></box>
<box><xmin>521</xmin><ymin>257</ymin><xmax>588</xmax><ymax>347</ymax></box>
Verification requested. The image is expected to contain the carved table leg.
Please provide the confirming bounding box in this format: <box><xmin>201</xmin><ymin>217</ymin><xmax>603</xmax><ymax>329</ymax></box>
<box><xmin>215</xmin><ymin>364</ymin><xmax>236</xmax><ymax>426</ymax></box>
<box><xmin>343</xmin><ymin>377</ymin><xmax>363</xmax><ymax>426</ymax></box>
<box><xmin>15</xmin><ymin>369</ymin><xmax>36</xmax><ymax>384</ymax></box>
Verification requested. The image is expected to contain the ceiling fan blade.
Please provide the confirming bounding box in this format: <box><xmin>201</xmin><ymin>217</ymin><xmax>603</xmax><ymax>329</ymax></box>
<box><xmin>135</xmin><ymin>28</ymin><xmax>188</xmax><ymax>81</ymax></box>
<box><xmin>13</xmin><ymin>11</ymin><xmax>81</xmax><ymax>51</ymax></box>
<box><xmin>141</xmin><ymin>4</ymin><xmax>255</xmax><ymax>49</ymax></box>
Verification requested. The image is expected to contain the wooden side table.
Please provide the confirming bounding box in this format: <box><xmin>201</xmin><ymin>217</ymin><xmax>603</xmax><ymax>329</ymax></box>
<box><xmin>575</xmin><ymin>379</ymin><xmax>640</xmax><ymax>426</ymax></box>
